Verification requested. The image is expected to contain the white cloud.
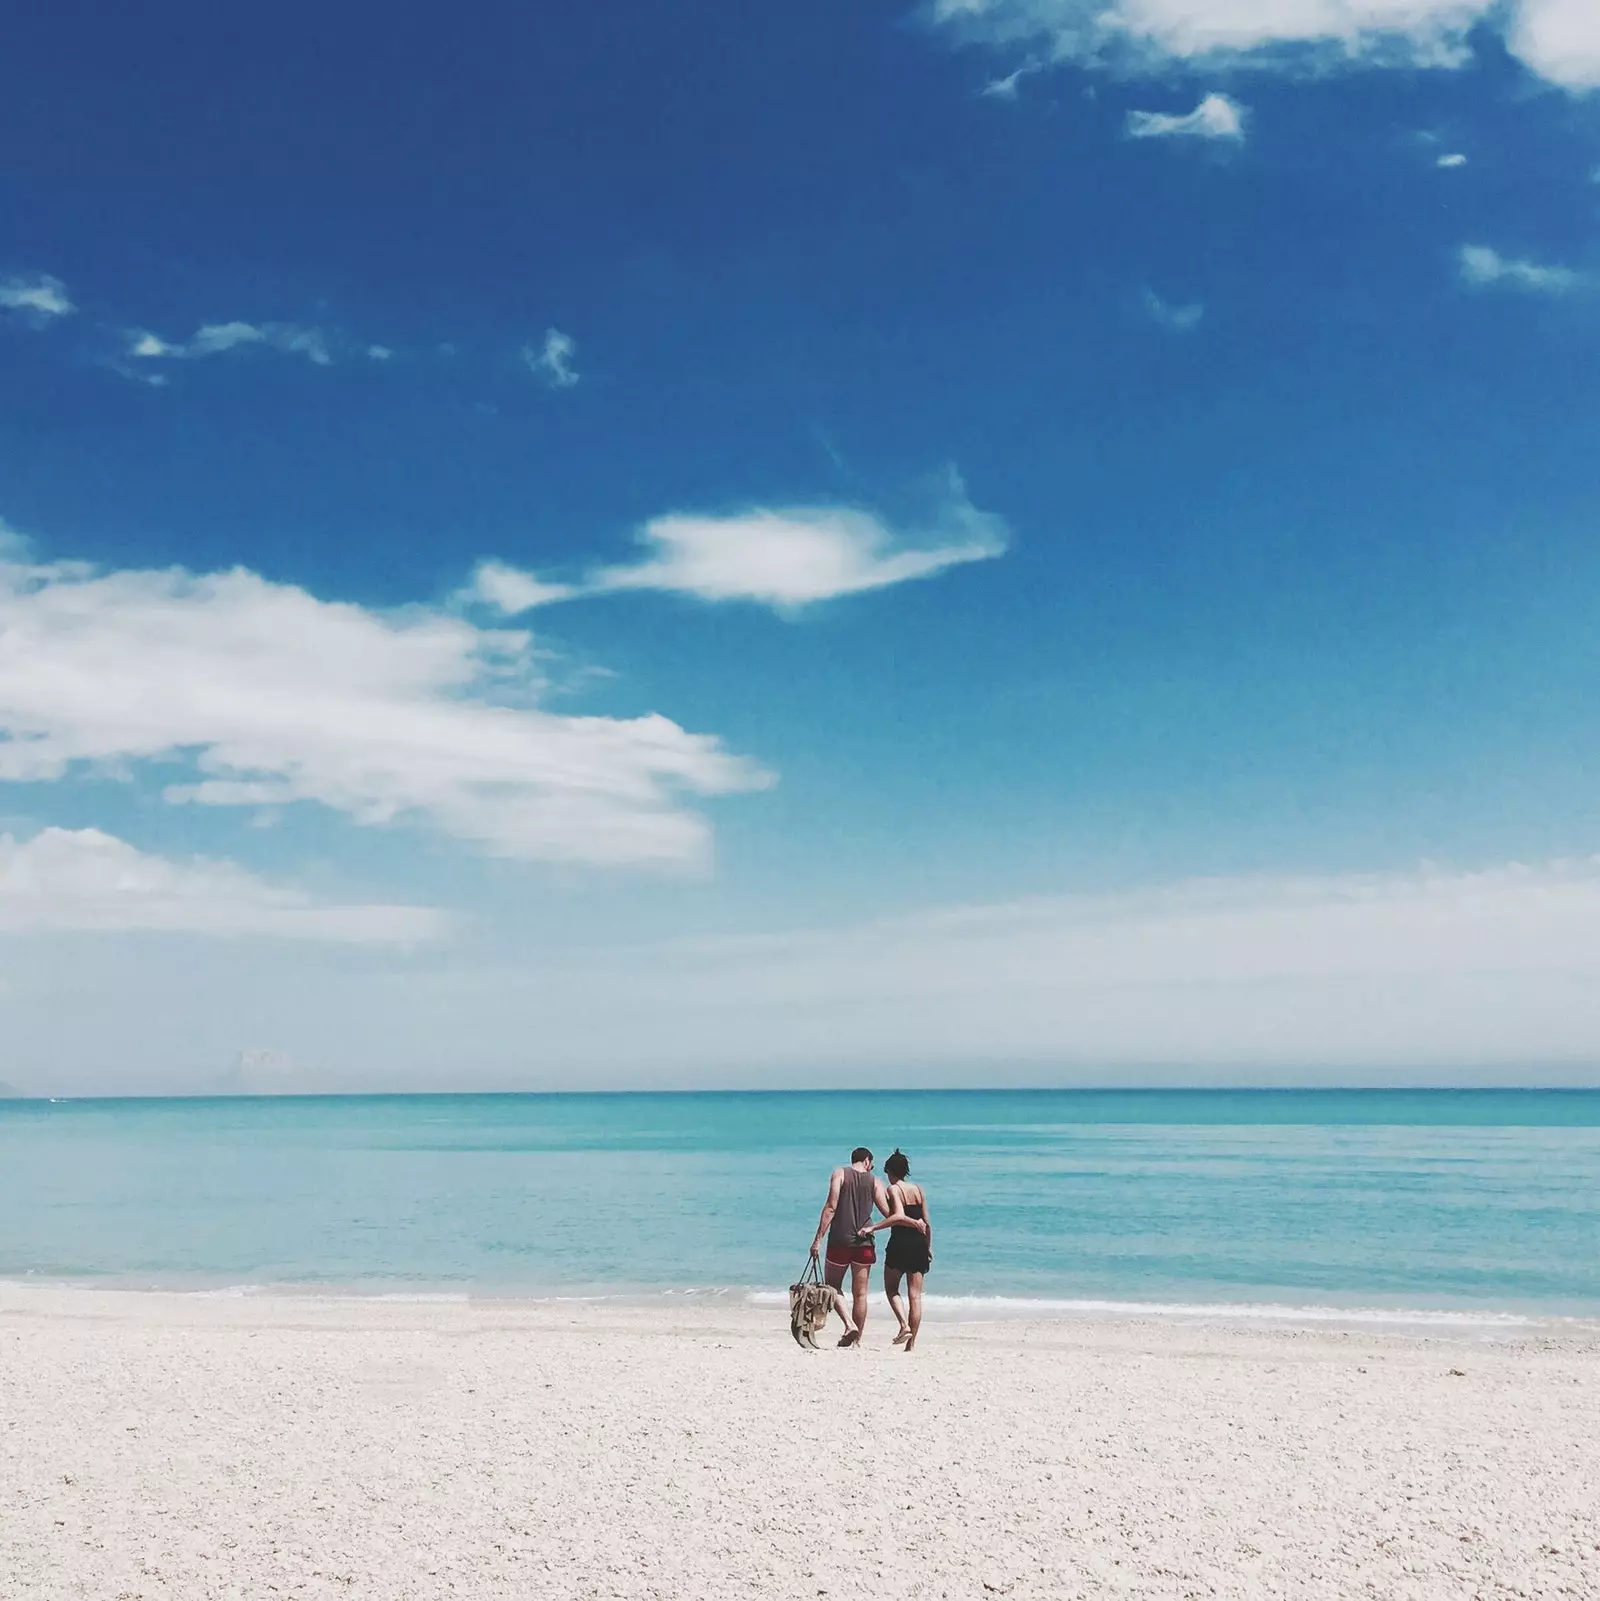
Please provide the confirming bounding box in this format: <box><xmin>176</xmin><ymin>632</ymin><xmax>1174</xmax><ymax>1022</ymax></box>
<box><xmin>189</xmin><ymin>321</ymin><xmax>269</xmax><ymax>356</ymax></box>
<box><xmin>1126</xmin><ymin>92</ymin><xmax>1245</xmax><ymax>141</ymax></box>
<box><xmin>0</xmin><ymin>827</ymin><xmax>441</xmax><ymax>942</ymax></box>
<box><xmin>1507</xmin><ymin>0</ymin><xmax>1600</xmax><ymax>90</ymax></box>
<box><xmin>1436</xmin><ymin>151</ymin><xmax>1467</xmax><ymax>167</ymax></box>
<box><xmin>595</xmin><ymin>495</ymin><xmax>1007</xmax><ymax>608</ymax></box>
<box><xmin>0</xmin><ymin>275</ymin><xmax>74</xmax><ymax>322</ymax></box>
<box><xmin>1458</xmin><ymin>243</ymin><xmax>1583</xmax><ymax>294</ymax></box>
<box><xmin>0</xmin><ymin>548</ymin><xmax>769</xmax><ymax>866</ymax></box>
<box><xmin>523</xmin><ymin>328</ymin><xmax>579</xmax><ymax>388</ymax></box>
<box><xmin>127</xmin><ymin>320</ymin><xmax>334</xmax><ymax>366</ymax></box>
<box><xmin>930</xmin><ymin>0</ymin><xmax>1600</xmax><ymax>92</ymax></box>
<box><xmin>461</xmin><ymin>560</ymin><xmax>577</xmax><ymax>613</ymax></box>
<box><xmin>467</xmin><ymin>479</ymin><xmax>1010</xmax><ymax>614</ymax></box>
<box><xmin>1142</xmin><ymin>288</ymin><xmax>1205</xmax><ymax>329</ymax></box>
<box><xmin>367</xmin><ymin>344</ymin><xmax>395</xmax><ymax>361</ymax></box>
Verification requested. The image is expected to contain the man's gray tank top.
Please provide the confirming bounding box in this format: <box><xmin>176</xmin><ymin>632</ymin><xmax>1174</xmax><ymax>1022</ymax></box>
<box><xmin>829</xmin><ymin>1167</ymin><xmax>876</xmax><ymax>1246</ymax></box>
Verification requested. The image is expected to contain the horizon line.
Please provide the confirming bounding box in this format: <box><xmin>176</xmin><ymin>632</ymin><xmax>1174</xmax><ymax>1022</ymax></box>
<box><xmin>5</xmin><ymin>1083</ymin><xmax>1600</xmax><ymax>1103</ymax></box>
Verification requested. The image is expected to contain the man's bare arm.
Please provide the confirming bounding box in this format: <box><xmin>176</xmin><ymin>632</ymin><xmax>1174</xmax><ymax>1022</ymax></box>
<box><xmin>810</xmin><ymin>1169</ymin><xmax>845</xmax><ymax>1258</ymax></box>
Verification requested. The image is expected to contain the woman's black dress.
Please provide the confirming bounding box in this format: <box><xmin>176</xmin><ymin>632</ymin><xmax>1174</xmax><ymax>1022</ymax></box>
<box><xmin>884</xmin><ymin>1201</ymin><xmax>931</xmax><ymax>1275</ymax></box>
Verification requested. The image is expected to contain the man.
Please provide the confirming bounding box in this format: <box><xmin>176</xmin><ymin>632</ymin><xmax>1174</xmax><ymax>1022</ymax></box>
<box><xmin>809</xmin><ymin>1147</ymin><xmax>891</xmax><ymax>1348</ymax></box>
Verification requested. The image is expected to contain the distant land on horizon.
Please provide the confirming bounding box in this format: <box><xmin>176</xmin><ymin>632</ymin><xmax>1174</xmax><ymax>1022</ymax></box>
<box><xmin>209</xmin><ymin>1050</ymin><xmax>335</xmax><ymax>1097</ymax></box>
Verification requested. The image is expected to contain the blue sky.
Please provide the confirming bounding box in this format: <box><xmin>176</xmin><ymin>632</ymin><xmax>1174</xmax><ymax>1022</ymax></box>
<box><xmin>3</xmin><ymin>1</ymin><xmax>1600</xmax><ymax>1089</ymax></box>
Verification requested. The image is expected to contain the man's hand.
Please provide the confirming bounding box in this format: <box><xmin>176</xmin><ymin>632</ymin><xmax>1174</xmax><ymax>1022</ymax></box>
<box><xmin>809</xmin><ymin>1242</ymin><xmax>821</xmax><ymax>1261</ymax></box>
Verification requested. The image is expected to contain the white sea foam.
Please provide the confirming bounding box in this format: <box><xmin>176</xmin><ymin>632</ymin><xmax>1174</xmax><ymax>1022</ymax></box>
<box><xmin>364</xmin><ymin>1291</ymin><xmax>472</xmax><ymax>1303</ymax></box>
<box><xmin>742</xmin><ymin>1289</ymin><xmax>1544</xmax><ymax>1329</ymax></box>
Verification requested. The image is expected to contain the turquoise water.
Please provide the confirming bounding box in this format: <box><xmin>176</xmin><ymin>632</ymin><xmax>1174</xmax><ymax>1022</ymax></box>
<box><xmin>2</xmin><ymin>1090</ymin><xmax>1598</xmax><ymax>1317</ymax></box>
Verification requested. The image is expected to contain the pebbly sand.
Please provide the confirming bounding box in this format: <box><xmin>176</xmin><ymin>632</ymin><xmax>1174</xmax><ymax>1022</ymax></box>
<box><xmin>2</xmin><ymin>1284</ymin><xmax>1597</xmax><ymax>1600</ymax></box>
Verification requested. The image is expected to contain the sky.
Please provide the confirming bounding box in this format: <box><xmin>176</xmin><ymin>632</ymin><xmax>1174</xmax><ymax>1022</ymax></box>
<box><xmin>3</xmin><ymin>0</ymin><xmax>1600</xmax><ymax>1091</ymax></box>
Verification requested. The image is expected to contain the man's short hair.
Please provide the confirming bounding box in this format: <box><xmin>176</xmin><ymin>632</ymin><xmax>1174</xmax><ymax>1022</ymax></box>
<box><xmin>851</xmin><ymin>1146</ymin><xmax>873</xmax><ymax>1165</ymax></box>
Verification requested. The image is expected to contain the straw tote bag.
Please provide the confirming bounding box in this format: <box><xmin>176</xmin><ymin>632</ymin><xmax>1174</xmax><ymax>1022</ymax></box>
<box><xmin>789</xmin><ymin>1255</ymin><xmax>833</xmax><ymax>1348</ymax></box>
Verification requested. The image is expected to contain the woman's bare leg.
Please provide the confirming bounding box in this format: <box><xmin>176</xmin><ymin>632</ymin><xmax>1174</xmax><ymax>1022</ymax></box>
<box><xmin>884</xmin><ymin>1267</ymin><xmax>909</xmax><ymax>1342</ymax></box>
<box><xmin>903</xmin><ymin>1271</ymin><xmax>925</xmax><ymax>1351</ymax></box>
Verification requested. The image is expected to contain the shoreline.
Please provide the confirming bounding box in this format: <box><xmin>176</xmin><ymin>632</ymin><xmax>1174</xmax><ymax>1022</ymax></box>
<box><xmin>5</xmin><ymin>1282</ymin><xmax>1598</xmax><ymax>1599</ymax></box>
<box><xmin>7</xmin><ymin>1278</ymin><xmax>1599</xmax><ymax>1347</ymax></box>
<box><xmin>4</xmin><ymin>1274</ymin><xmax>1595</xmax><ymax>1336</ymax></box>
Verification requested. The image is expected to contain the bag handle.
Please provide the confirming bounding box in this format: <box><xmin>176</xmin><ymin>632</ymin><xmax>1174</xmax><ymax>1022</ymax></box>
<box><xmin>797</xmin><ymin>1252</ymin><xmax>824</xmax><ymax>1286</ymax></box>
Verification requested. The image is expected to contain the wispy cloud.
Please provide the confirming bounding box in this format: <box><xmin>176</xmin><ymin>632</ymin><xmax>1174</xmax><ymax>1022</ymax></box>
<box><xmin>1458</xmin><ymin>243</ymin><xmax>1583</xmax><ymax>295</ymax></box>
<box><xmin>0</xmin><ymin>275</ymin><xmax>75</xmax><ymax>323</ymax></box>
<box><xmin>126</xmin><ymin>320</ymin><xmax>334</xmax><ymax>366</ymax></box>
<box><xmin>928</xmin><ymin>1</ymin><xmax>1600</xmax><ymax>94</ymax></box>
<box><xmin>465</xmin><ymin>475</ymin><xmax>1010</xmax><ymax>615</ymax></box>
<box><xmin>0</xmin><ymin>827</ymin><xmax>442</xmax><ymax>942</ymax></box>
<box><xmin>1436</xmin><ymin>151</ymin><xmax>1468</xmax><ymax>168</ymax></box>
<box><xmin>1126</xmin><ymin>93</ymin><xmax>1245</xmax><ymax>142</ymax></box>
<box><xmin>0</xmin><ymin>541</ymin><xmax>768</xmax><ymax>868</ymax></box>
<box><xmin>980</xmin><ymin>59</ymin><xmax>1044</xmax><ymax>97</ymax></box>
<box><xmin>1141</xmin><ymin>288</ymin><xmax>1204</xmax><ymax>331</ymax></box>
<box><xmin>275</xmin><ymin>326</ymin><xmax>332</xmax><ymax>365</ymax></box>
<box><xmin>523</xmin><ymin>327</ymin><xmax>580</xmax><ymax>388</ymax></box>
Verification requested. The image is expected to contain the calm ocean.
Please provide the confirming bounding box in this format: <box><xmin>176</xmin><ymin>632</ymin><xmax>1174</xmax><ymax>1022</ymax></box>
<box><xmin>3</xmin><ymin>1090</ymin><xmax>1598</xmax><ymax>1322</ymax></box>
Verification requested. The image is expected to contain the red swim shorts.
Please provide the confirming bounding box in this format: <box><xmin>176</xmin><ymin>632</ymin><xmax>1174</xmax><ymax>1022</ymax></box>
<box><xmin>826</xmin><ymin>1241</ymin><xmax>877</xmax><ymax>1268</ymax></box>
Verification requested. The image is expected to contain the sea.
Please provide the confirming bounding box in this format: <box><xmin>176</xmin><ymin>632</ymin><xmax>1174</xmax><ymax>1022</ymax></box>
<box><xmin>3</xmin><ymin>1089</ymin><xmax>1598</xmax><ymax>1328</ymax></box>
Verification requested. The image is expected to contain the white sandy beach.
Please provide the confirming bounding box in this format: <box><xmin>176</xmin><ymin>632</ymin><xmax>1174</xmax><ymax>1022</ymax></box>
<box><xmin>2</xmin><ymin>1285</ymin><xmax>1597</xmax><ymax>1600</ymax></box>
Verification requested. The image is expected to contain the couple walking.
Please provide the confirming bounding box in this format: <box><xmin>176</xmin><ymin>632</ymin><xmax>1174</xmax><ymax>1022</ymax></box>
<box><xmin>809</xmin><ymin>1146</ymin><xmax>932</xmax><ymax>1351</ymax></box>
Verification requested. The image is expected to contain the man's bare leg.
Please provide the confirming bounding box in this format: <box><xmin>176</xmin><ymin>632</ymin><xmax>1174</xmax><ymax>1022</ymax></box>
<box><xmin>885</xmin><ymin>1266</ymin><xmax>909</xmax><ymax>1343</ymax></box>
<box><xmin>850</xmin><ymin>1262</ymin><xmax>871</xmax><ymax>1344</ymax></box>
<box><xmin>824</xmin><ymin>1260</ymin><xmax>854</xmax><ymax>1333</ymax></box>
<box><xmin>828</xmin><ymin>1286</ymin><xmax>857</xmax><ymax>1337</ymax></box>
<box><xmin>826</xmin><ymin>1259</ymin><xmax>861</xmax><ymax>1345</ymax></box>
<box><xmin>903</xmin><ymin>1270</ymin><xmax>925</xmax><ymax>1352</ymax></box>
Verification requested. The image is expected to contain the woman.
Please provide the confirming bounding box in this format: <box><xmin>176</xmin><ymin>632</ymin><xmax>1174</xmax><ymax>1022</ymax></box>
<box><xmin>861</xmin><ymin>1148</ymin><xmax>932</xmax><ymax>1351</ymax></box>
